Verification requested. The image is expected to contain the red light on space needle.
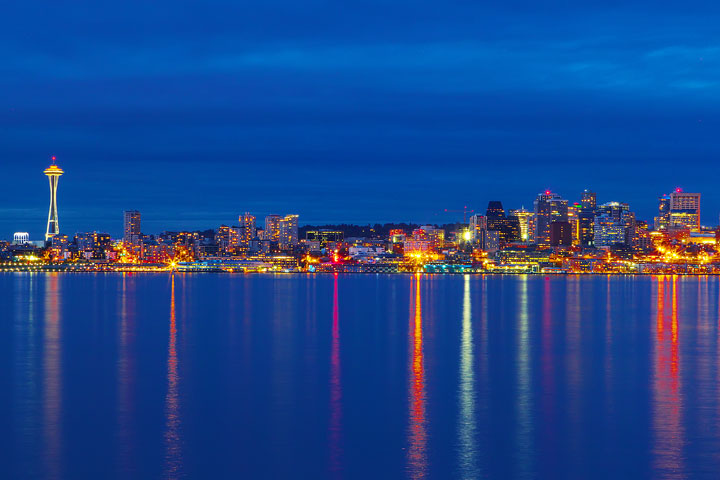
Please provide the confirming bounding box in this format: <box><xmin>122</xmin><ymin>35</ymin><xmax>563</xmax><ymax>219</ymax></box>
<box><xmin>675</xmin><ymin>187</ymin><xmax>683</xmax><ymax>193</ymax></box>
<box><xmin>545</xmin><ymin>189</ymin><xmax>551</xmax><ymax>195</ymax></box>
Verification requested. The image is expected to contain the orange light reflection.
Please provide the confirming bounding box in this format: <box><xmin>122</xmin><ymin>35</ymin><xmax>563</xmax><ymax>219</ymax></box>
<box><xmin>407</xmin><ymin>273</ymin><xmax>427</xmax><ymax>479</ymax></box>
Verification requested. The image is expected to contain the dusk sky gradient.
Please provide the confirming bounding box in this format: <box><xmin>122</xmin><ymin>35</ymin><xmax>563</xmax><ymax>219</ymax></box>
<box><xmin>2</xmin><ymin>2</ymin><xmax>719</xmax><ymax>237</ymax></box>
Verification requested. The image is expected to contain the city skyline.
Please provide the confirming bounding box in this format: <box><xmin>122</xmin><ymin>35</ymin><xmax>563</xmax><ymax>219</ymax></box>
<box><xmin>3</xmin><ymin>3</ymin><xmax>720</xmax><ymax>237</ymax></box>
<box><xmin>2</xmin><ymin>159</ymin><xmax>716</xmax><ymax>240</ymax></box>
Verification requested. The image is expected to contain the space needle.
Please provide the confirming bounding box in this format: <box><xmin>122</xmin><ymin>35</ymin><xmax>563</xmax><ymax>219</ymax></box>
<box><xmin>44</xmin><ymin>156</ymin><xmax>64</xmax><ymax>241</ymax></box>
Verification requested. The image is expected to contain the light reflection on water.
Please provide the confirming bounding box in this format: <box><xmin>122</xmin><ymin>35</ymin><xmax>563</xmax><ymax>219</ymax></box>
<box><xmin>164</xmin><ymin>275</ymin><xmax>182</xmax><ymax>479</ymax></box>
<box><xmin>4</xmin><ymin>274</ymin><xmax>720</xmax><ymax>479</ymax></box>
<box><xmin>456</xmin><ymin>275</ymin><xmax>478</xmax><ymax>478</ymax></box>
<box><xmin>653</xmin><ymin>276</ymin><xmax>685</xmax><ymax>479</ymax></box>
<box><xmin>407</xmin><ymin>273</ymin><xmax>427</xmax><ymax>479</ymax></box>
<box><xmin>43</xmin><ymin>274</ymin><xmax>62</xmax><ymax>480</ymax></box>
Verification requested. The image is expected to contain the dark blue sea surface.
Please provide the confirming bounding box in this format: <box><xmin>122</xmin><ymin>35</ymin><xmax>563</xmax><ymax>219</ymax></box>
<box><xmin>2</xmin><ymin>273</ymin><xmax>720</xmax><ymax>479</ymax></box>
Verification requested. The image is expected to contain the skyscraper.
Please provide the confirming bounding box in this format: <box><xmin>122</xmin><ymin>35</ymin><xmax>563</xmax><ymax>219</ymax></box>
<box><xmin>654</xmin><ymin>194</ymin><xmax>671</xmax><ymax>231</ymax></box>
<box><xmin>581</xmin><ymin>190</ymin><xmax>597</xmax><ymax>210</ymax></box>
<box><xmin>485</xmin><ymin>201</ymin><xmax>519</xmax><ymax>245</ymax></box>
<box><xmin>595</xmin><ymin>202</ymin><xmax>635</xmax><ymax>247</ymax></box>
<box><xmin>509</xmin><ymin>208</ymin><xmax>534</xmax><ymax>243</ymax></box>
<box><xmin>238</xmin><ymin>212</ymin><xmax>256</xmax><ymax>245</ymax></box>
<box><xmin>264</xmin><ymin>215</ymin><xmax>282</xmax><ymax>242</ymax></box>
<box><xmin>579</xmin><ymin>190</ymin><xmax>597</xmax><ymax>247</ymax></box>
<box><xmin>533</xmin><ymin>191</ymin><xmax>568</xmax><ymax>246</ymax></box>
<box><xmin>279</xmin><ymin>214</ymin><xmax>299</xmax><ymax>250</ymax></box>
<box><xmin>44</xmin><ymin>156</ymin><xmax>64</xmax><ymax>241</ymax></box>
<box><xmin>669</xmin><ymin>189</ymin><xmax>701</xmax><ymax>231</ymax></box>
<box><xmin>123</xmin><ymin>210</ymin><xmax>141</xmax><ymax>244</ymax></box>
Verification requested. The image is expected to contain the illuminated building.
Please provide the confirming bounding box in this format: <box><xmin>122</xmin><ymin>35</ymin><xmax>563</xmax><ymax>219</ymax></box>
<box><xmin>419</xmin><ymin>225</ymin><xmax>445</xmax><ymax>250</ymax></box>
<box><xmin>581</xmin><ymin>189</ymin><xmax>596</xmax><ymax>210</ymax></box>
<box><xmin>404</xmin><ymin>238</ymin><xmax>431</xmax><ymax>254</ymax></box>
<box><xmin>75</xmin><ymin>232</ymin><xmax>94</xmax><ymax>251</ymax></box>
<box><xmin>389</xmin><ymin>229</ymin><xmax>406</xmax><ymax>243</ymax></box>
<box><xmin>123</xmin><ymin>210</ymin><xmax>141</xmax><ymax>245</ymax></box>
<box><xmin>279</xmin><ymin>214</ymin><xmax>299</xmax><ymax>250</ymax></box>
<box><xmin>567</xmin><ymin>203</ymin><xmax>581</xmax><ymax>245</ymax></box>
<box><xmin>594</xmin><ymin>214</ymin><xmax>626</xmax><ymax>248</ymax></box>
<box><xmin>13</xmin><ymin>232</ymin><xmax>30</xmax><ymax>245</ymax></box>
<box><xmin>306</xmin><ymin>230</ymin><xmax>344</xmax><ymax>248</ymax></box>
<box><xmin>578</xmin><ymin>189</ymin><xmax>597</xmax><ymax>247</ymax></box>
<box><xmin>670</xmin><ymin>190</ymin><xmax>700</xmax><ymax>216</ymax></box>
<box><xmin>485</xmin><ymin>201</ymin><xmax>520</xmax><ymax>245</ymax></box>
<box><xmin>669</xmin><ymin>189</ymin><xmax>700</xmax><ymax>231</ymax></box>
<box><xmin>550</xmin><ymin>221</ymin><xmax>572</xmax><ymax>246</ymax></box>
<box><xmin>634</xmin><ymin>221</ymin><xmax>652</xmax><ymax>250</ymax></box>
<box><xmin>509</xmin><ymin>208</ymin><xmax>534</xmax><ymax>243</ymax></box>
<box><xmin>44</xmin><ymin>157</ymin><xmax>64</xmax><ymax>241</ymax></box>
<box><xmin>594</xmin><ymin>202</ymin><xmax>635</xmax><ymax>247</ymax></box>
<box><xmin>264</xmin><ymin>215</ymin><xmax>282</xmax><ymax>242</ymax></box>
<box><xmin>533</xmin><ymin>191</ymin><xmax>568</xmax><ymax>246</ymax></box>
<box><xmin>468</xmin><ymin>214</ymin><xmax>486</xmax><ymax>242</ymax></box>
<box><xmin>238</xmin><ymin>213</ymin><xmax>256</xmax><ymax>245</ymax></box>
<box><xmin>479</xmin><ymin>229</ymin><xmax>499</xmax><ymax>253</ymax></box>
<box><xmin>654</xmin><ymin>195</ymin><xmax>671</xmax><ymax>231</ymax></box>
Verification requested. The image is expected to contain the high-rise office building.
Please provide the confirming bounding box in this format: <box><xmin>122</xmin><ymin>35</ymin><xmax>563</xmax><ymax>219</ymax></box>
<box><xmin>485</xmin><ymin>201</ymin><xmax>519</xmax><ymax>245</ymax></box>
<box><xmin>44</xmin><ymin>157</ymin><xmax>64</xmax><ymax>241</ymax></box>
<box><xmin>581</xmin><ymin>190</ymin><xmax>597</xmax><ymax>210</ymax></box>
<box><xmin>550</xmin><ymin>221</ymin><xmax>572</xmax><ymax>246</ymax></box>
<box><xmin>594</xmin><ymin>214</ymin><xmax>626</xmax><ymax>248</ymax></box>
<box><xmin>654</xmin><ymin>195</ymin><xmax>671</xmax><ymax>231</ymax></box>
<box><xmin>533</xmin><ymin>191</ymin><xmax>568</xmax><ymax>246</ymax></box>
<box><xmin>594</xmin><ymin>202</ymin><xmax>635</xmax><ymax>247</ymax></box>
<box><xmin>509</xmin><ymin>208</ymin><xmax>534</xmax><ymax>243</ymax></box>
<box><xmin>567</xmin><ymin>203</ymin><xmax>581</xmax><ymax>246</ymax></box>
<box><xmin>669</xmin><ymin>189</ymin><xmax>701</xmax><ymax>231</ymax></box>
<box><xmin>578</xmin><ymin>189</ymin><xmax>597</xmax><ymax>247</ymax></box>
<box><xmin>123</xmin><ymin>210</ymin><xmax>141</xmax><ymax>245</ymax></box>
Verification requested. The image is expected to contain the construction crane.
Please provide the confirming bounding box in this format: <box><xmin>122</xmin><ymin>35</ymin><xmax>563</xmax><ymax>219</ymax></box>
<box><xmin>444</xmin><ymin>206</ymin><xmax>475</xmax><ymax>223</ymax></box>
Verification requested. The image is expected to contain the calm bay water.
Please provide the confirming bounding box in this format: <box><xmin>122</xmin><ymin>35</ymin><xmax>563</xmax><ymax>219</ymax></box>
<box><xmin>2</xmin><ymin>273</ymin><xmax>720</xmax><ymax>479</ymax></box>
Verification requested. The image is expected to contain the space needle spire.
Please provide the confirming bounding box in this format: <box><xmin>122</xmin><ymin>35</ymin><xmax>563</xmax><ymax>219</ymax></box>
<box><xmin>44</xmin><ymin>156</ymin><xmax>64</xmax><ymax>242</ymax></box>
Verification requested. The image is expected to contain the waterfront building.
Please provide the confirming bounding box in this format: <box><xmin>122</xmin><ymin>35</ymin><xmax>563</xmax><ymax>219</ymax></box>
<box><xmin>306</xmin><ymin>230</ymin><xmax>344</xmax><ymax>248</ymax></box>
<box><xmin>534</xmin><ymin>191</ymin><xmax>568</xmax><ymax>246</ymax></box>
<box><xmin>404</xmin><ymin>238</ymin><xmax>431</xmax><ymax>254</ymax></box>
<box><xmin>123</xmin><ymin>210</ymin><xmax>141</xmax><ymax>245</ymax></box>
<box><xmin>44</xmin><ymin>157</ymin><xmax>64</xmax><ymax>241</ymax></box>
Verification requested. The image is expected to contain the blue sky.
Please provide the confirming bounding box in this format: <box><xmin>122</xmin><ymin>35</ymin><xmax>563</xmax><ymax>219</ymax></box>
<box><xmin>2</xmin><ymin>2</ymin><xmax>719</xmax><ymax>237</ymax></box>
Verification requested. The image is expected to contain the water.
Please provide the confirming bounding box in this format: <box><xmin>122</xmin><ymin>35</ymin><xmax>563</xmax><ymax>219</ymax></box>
<box><xmin>1</xmin><ymin>273</ymin><xmax>720</xmax><ymax>479</ymax></box>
